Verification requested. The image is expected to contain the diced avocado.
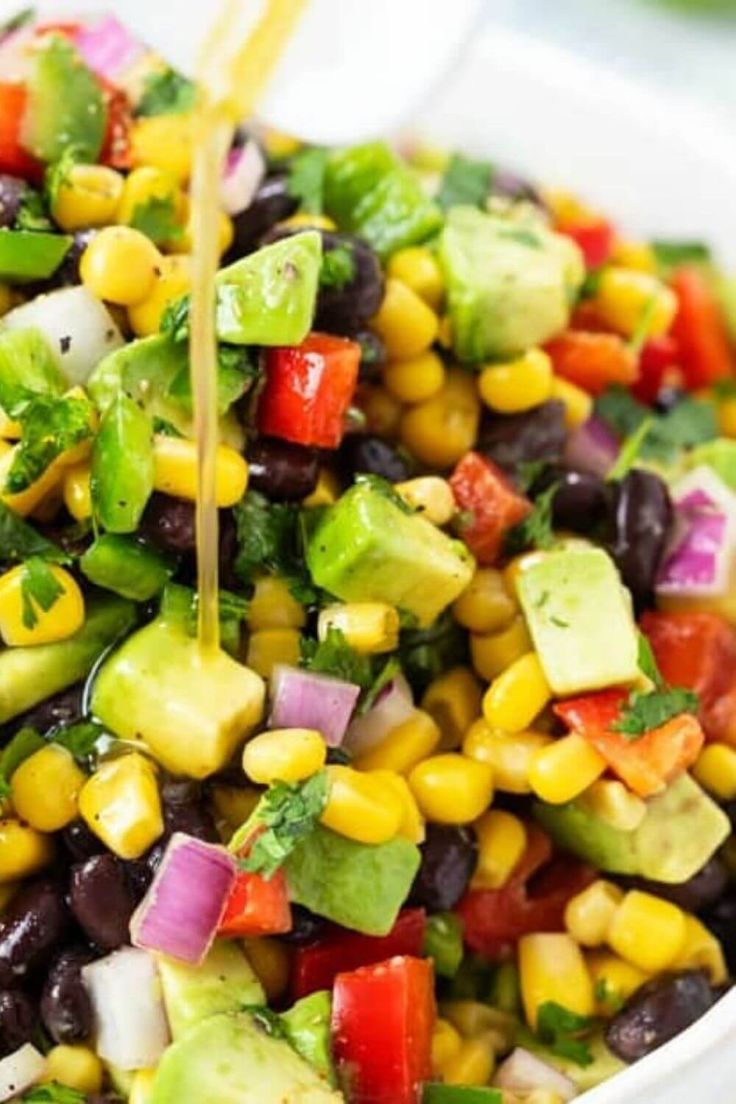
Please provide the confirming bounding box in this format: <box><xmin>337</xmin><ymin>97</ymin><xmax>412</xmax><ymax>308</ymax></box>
<box><xmin>0</xmin><ymin>328</ymin><xmax>65</xmax><ymax>416</ymax></box>
<box><xmin>149</xmin><ymin>1012</ymin><xmax>343</xmax><ymax>1104</ymax></box>
<box><xmin>280</xmin><ymin>991</ymin><xmax>336</xmax><ymax>1087</ymax></box>
<box><xmin>91</xmin><ymin>614</ymin><xmax>265</xmax><ymax>778</ymax></box>
<box><xmin>216</xmin><ymin>232</ymin><xmax>322</xmax><ymax>346</ymax></box>
<box><xmin>324</xmin><ymin>142</ymin><xmax>442</xmax><ymax>259</ymax></box>
<box><xmin>80</xmin><ymin>535</ymin><xmax>173</xmax><ymax>601</ymax></box>
<box><xmin>157</xmin><ymin>940</ymin><xmax>264</xmax><ymax>1040</ymax></box>
<box><xmin>284</xmin><ymin>825</ymin><xmax>420</xmax><ymax>936</ymax></box>
<box><xmin>159</xmin><ymin>583</ymin><xmax>245</xmax><ymax>657</ymax></box>
<box><xmin>306</xmin><ymin>482</ymin><xmax>474</xmax><ymax>628</ymax></box>
<box><xmin>91</xmin><ymin>393</ymin><xmax>154</xmax><ymax>534</ymax></box>
<box><xmin>0</xmin><ymin>231</ymin><xmax>72</xmax><ymax>282</ymax></box>
<box><xmin>516</xmin><ymin>1028</ymin><xmax>625</xmax><ymax>1092</ymax></box>
<box><xmin>0</xmin><ymin>594</ymin><xmax>136</xmax><ymax>724</ymax></box>
<box><xmin>22</xmin><ymin>35</ymin><xmax>106</xmax><ymax>162</ymax></box>
<box><xmin>687</xmin><ymin>438</ymin><xmax>736</xmax><ymax>491</ymax></box>
<box><xmin>534</xmin><ymin>773</ymin><xmax>730</xmax><ymax>883</ymax></box>
<box><xmin>438</xmin><ymin>207</ymin><xmax>584</xmax><ymax>362</ymax></box>
<box><xmin>518</xmin><ymin>547</ymin><xmax>639</xmax><ymax>695</ymax></box>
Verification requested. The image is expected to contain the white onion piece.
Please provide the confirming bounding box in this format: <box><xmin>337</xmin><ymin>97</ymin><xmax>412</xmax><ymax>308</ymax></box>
<box><xmin>75</xmin><ymin>16</ymin><xmax>147</xmax><ymax>81</ymax></box>
<box><xmin>3</xmin><ymin>287</ymin><xmax>124</xmax><ymax>386</ymax></box>
<box><xmin>344</xmin><ymin>673</ymin><xmax>415</xmax><ymax>755</ymax></box>
<box><xmin>495</xmin><ymin>1047</ymin><xmax>578</xmax><ymax>1101</ymax></box>
<box><xmin>220</xmin><ymin>140</ymin><xmax>267</xmax><ymax>216</ymax></box>
<box><xmin>0</xmin><ymin>1044</ymin><xmax>46</xmax><ymax>1102</ymax></box>
<box><xmin>656</xmin><ymin>466</ymin><xmax>736</xmax><ymax>598</ymax></box>
<box><xmin>82</xmin><ymin>947</ymin><xmax>170</xmax><ymax>1070</ymax></box>
<box><xmin>270</xmin><ymin>664</ymin><xmax>361</xmax><ymax>746</ymax></box>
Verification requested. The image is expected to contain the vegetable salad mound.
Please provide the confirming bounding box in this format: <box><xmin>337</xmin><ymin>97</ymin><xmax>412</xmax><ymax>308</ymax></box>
<box><xmin>0</xmin><ymin>9</ymin><xmax>734</xmax><ymax>1104</ymax></box>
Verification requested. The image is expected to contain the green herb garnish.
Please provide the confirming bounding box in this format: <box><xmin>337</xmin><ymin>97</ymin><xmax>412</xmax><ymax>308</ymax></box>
<box><xmin>536</xmin><ymin>1001</ymin><xmax>595</xmax><ymax>1067</ymax></box>
<box><xmin>130</xmin><ymin>194</ymin><xmax>183</xmax><ymax>246</ymax></box>
<box><xmin>505</xmin><ymin>481</ymin><xmax>558</xmax><ymax>554</ymax></box>
<box><xmin>613</xmin><ymin>631</ymin><xmax>700</xmax><ymax>738</ymax></box>
<box><xmin>0</xmin><ymin>502</ymin><xmax>70</xmax><ymax>565</ymax></box>
<box><xmin>319</xmin><ymin>244</ymin><xmax>356</xmax><ymax>290</ymax></box>
<box><xmin>6</xmin><ymin>393</ymin><xmax>95</xmax><ymax>494</ymax></box>
<box><xmin>437</xmin><ymin>153</ymin><xmax>493</xmax><ymax>210</ymax></box>
<box><xmin>233</xmin><ymin>490</ymin><xmax>315</xmax><ymax>603</ymax></box>
<box><xmin>301</xmin><ymin>627</ymin><xmax>373</xmax><ymax>689</ymax></box>
<box><xmin>239</xmin><ymin>771</ymin><xmax>329</xmax><ymax>879</ymax></box>
<box><xmin>20</xmin><ymin>557</ymin><xmax>65</xmax><ymax>630</ymax></box>
<box><xmin>137</xmin><ymin>68</ymin><xmax>196</xmax><ymax>117</ymax></box>
<box><xmin>286</xmin><ymin>147</ymin><xmax>329</xmax><ymax>214</ymax></box>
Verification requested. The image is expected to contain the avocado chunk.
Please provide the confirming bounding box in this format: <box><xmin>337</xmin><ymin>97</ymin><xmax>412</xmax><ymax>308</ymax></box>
<box><xmin>149</xmin><ymin>1012</ymin><xmax>343</xmax><ymax>1104</ymax></box>
<box><xmin>0</xmin><ymin>328</ymin><xmax>65</xmax><ymax>416</ymax></box>
<box><xmin>516</xmin><ymin>1028</ymin><xmax>625</xmax><ymax>1092</ymax></box>
<box><xmin>306</xmin><ymin>482</ymin><xmax>474</xmax><ymax>628</ymax></box>
<box><xmin>284</xmin><ymin>825</ymin><xmax>420</xmax><ymax>936</ymax></box>
<box><xmin>216</xmin><ymin>231</ymin><xmax>322</xmax><ymax>346</ymax></box>
<box><xmin>80</xmin><ymin>535</ymin><xmax>173</xmax><ymax>602</ymax></box>
<box><xmin>0</xmin><ymin>231</ymin><xmax>72</xmax><ymax>283</ymax></box>
<box><xmin>687</xmin><ymin>438</ymin><xmax>736</xmax><ymax>491</ymax></box>
<box><xmin>22</xmin><ymin>35</ymin><xmax>106</xmax><ymax>162</ymax></box>
<box><xmin>518</xmin><ymin>547</ymin><xmax>639</xmax><ymax>695</ymax></box>
<box><xmin>157</xmin><ymin>940</ymin><xmax>264</xmax><ymax>1040</ymax></box>
<box><xmin>438</xmin><ymin>206</ymin><xmax>584</xmax><ymax>362</ymax></box>
<box><xmin>0</xmin><ymin>594</ymin><xmax>136</xmax><ymax>724</ymax></box>
<box><xmin>534</xmin><ymin>773</ymin><xmax>730</xmax><ymax>883</ymax></box>
<box><xmin>91</xmin><ymin>614</ymin><xmax>265</xmax><ymax>778</ymax></box>
<box><xmin>280</xmin><ymin>991</ymin><xmax>336</xmax><ymax>1087</ymax></box>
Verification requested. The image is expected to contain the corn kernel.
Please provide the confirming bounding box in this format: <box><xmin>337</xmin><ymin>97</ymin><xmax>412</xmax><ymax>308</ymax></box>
<box><xmin>384</xmin><ymin>350</ymin><xmax>446</xmax><ymax>404</ymax></box>
<box><xmin>422</xmin><ymin>667</ymin><xmax>483</xmax><ymax>750</ymax></box>
<box><xmin>152</xmin><ymin>435</ymin><xmax>248</xmax><ymax>507</ymax></box>
<box><xmin>371</xmin><ymin>770</ymin><xmax>426</xmax><ymax>843</ymax></box>
<box><xmin>544</xmin><ymin>189</ymin><xmax>598</xmax><ymax>226</ymax></box>
<box><xmin>478</xmin><ymin>349</ymin><xmax>553</xmax><ymax>415</ymax></box>
<box><xmin>242</xmin><ymin>728</ymin><xmax>326</xmax><ymax>785</ymax></box>
<box><xmin>242</xmin><ymin>936</ymin><xmax>291</xmax><ymax>1001</ymax></box>
<box><xmin>565</xmin><ymin>880</ymin><xmax>624</xmax><ymax>947</ymax></box>
<box><xmin>0</xmin><ymin>563</ymin><xmax>85</xmax><ymax>646</ymax></box>
<box><xmin>550</xmin><ymin>375</ymin><xmax>593</xmax><ymax>429</ymax></box>
<box><xmin>44</xmin><ymin>1045</ymin><xmax>103</xmax><ymax>1094</ymax></box>
<box><xmin>80</xmin><ymin>226</ymin><xmax>163</xmax><ymax>306</ymax></box>
<box><xmin>387</xmin><ymin>246</ymin><xmax>445</xmax><ymax>310</ymax></box>
<box><xmin>453</xmin><ymin>568</ymin><xmax>518</xmax><ymax>635</ymax></box>
<box><xmin>400</xmin><ymin>369</ymin><xmax>480</xmax><ymax>469</ymax></box>
<box><xmin>431</xmin><ymin>1018</ymin><xmax>463</xmax><ymax>1074</ymax></box>
<box><xmin>62</xmin><ymin>463</ymin><xmax>92</xmax><ymax>521</ymax></box>
<box><xmin>673</xmin><ymin>915</ymin><xmax>728</xmax><ymax>985</ymax></box>
<box><xmin>0</xmin><ymin>445</ymin><xmax>63</xmax><ymax>518</ymax></box>
<box><xmin>440</xmin><ymin>1038</ymin><xmax>495</xmax><ymax>1087</ymax></box>
<box><xmin>321</xmin><ymin>765</ymin><xmax>403</xmax><ymax>844</ymax></box>
<box><xmin>594</xmin><ymin>268</ymin><xmax>677</xmax><ymax>340</ymax></box>
<box><xmin>11</xmin><ymin>744</ymin><xmax>86</xmax><ymax>832</ymax></box>
<box><xmin>117</xmin><ymin>165</ymin><xmax>181</xmax><ymax>226</ymax></box>
<box><xmin>262</xmin><ymin>128</ymin><xmax>301</xmax><ymax>159</ymax></box>
<box><xmin>303</xmin><ymin>467</ymin><xmax>340</xmax><ymax>507</ymax></box>
<box><xmin>519</xmin><ymin>933</ymin><xmax>595</xmax><ymax>1030</ymax></box>
<box><xmin>79</xmin><ymin>753</ymin><xmax>163</xmax><ymax>860</ymax></box>
<box><xmin>0</xmin><ymin>819</ymin><xmax>53</xmax><ymax>882</ymax></box>
<box><xmin>611</xmin><ymin>239</ymin><xmax>657</xmax><ymax>273</ymax></box>
<box><xmin>277</xmin><ymin>213</ymin><xmax>337</xmax><ymax>232</ymax></box>
<box><xmin>355</xmin><ymin>709</ymin><xmax>441</xmax><ymax>774</ymax></box>
<box><xmin>692</xmin><ymin>742</ymin><xmax>736</xmax><ymax>800</ymax></box>
<box><xmin>717</xmin><ymin>396</ymin><xmax>736</xmax><ymax>439</ymax></box>
<box><xmin>395</xmin><ymin>475</ymin><xmax>455</xmax><ymax>526</ymax></box>
<box><xmin>607</xmin><ymin>890</ymin><xmax>687</xmax><ymax>973</ymax></box>
<box><xmin>463</xmin><ymin>720</ymin><xmax>552</xmax><ymax>794</ymax></box>
<box><xmin>408</xmin><ymin>753</ymin><xmax>493</xmax><ymax>825</ymax></box>
<box><xmin>128</xmin><ymin>254</ymin><xmax>191</xmax><ymax>336</ymax></box>
<box><xmin>248</xmin><ymin>576</ymin><xmax>305</xmax><ymax>631</ymax></box>
<box><xmin>130</xmin><ymin>114</ymin><xmax>193</xmax><ymax>183</ymax></box>
<box><xmin>529</xmin><ymin>733</ymin><xmax>607</xmax><ymax>804</ymax></box>
<box><xmin>587</xmin><ymin>950</ymin><xmax>649</xmax><ymax>1015</ymax></box>
<box><xmin>440</xmin><ymin>1001</ymin><xmax>516</xmax><ymax>1051</ymax></box>
<box><xmin>580</xmin><ymin>779</ymin><xmax>647</xmax><ymax>832</ymax></box>
<box><xmin>52</xmin><ymin>164</ymin><xmax>125</xmax><ymax>231</ymax></box>
<box><xmin>470</xmin><ymin>615</ymin><xmax>532</xmax><ymax>681</ymax></box>
<box><xmin>482</xmin><ymin>653</ymin><xmax>551</xmax><ymax>733</ymax></box>
<box><xmin>318</xmin><ymin>602</ymin><xmax>399</xmax><ymax>654</ymax></box>
<box><xmin>370</xmin><ymin>278</ymin><xmax>438</xmax><ymax>360</ymax></box>
<box><xmin>129</xmin><ymin>1068</ymin><xmax>157</xmax><ymax>1104</ymax></box>
<box><xmin>246</xmin><ymin>628</ymin><xmax>301</xmax><ymax>679</ymax></box>
<box><xmin>472</xmin><ymin>810</ymin><xmax>527</xmax><ymax>890</ymax></box>
<box><xmin>358</xmin><ymin>385</ymin><xmax>403</xmax><ymax>439</ymax></box>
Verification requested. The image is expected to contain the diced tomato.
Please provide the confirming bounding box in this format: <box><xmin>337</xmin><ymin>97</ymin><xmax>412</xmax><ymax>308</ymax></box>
<box><xmin>457</xmin><ymin>825</ymin><xmax>595</xmax><ymax>960</ymax></box>
<box><xmin>641</xmin><ymin>610</ymin><xmax>736</xmax><ymax>746</ymax></box>
<box><xmin>34</xmin><ymin>22</ymin><xmax>83</xmax><ymax>37</ymax></box>
<box><xmin>100</xmin><ymin>85</ymin><xmax>133</xmax><ymax>170</ymax></box>
<box><xmin>218</xmin><ymin>867</ymin><xmax>292</xmax><ymax>937</ymax></box>
<box><xmin>449</xmin><ymin>451</ymin><xmax>531</xmax><ymax>565</ymax></box>
<box><xmin>332</xmin><ymin>956</ymin><xmax>435</xmax><ymax>1104</ymax></box>
<box><xmin>554</xmin><ymin>689</ymin><xmax>704</xmax><ymax>798</ymax></box>
<box><xmin>292</xmin><ymin>908</ymin><xmax>425</xmax><ymax>999</ymax></box>
<box><xmin>545</xmin><ymin>330</ymin><xmax>638</xmax><ymax>396</ymax></box>
<box><xmin>671</xmin><ymin>267</ymin><xmax>734</xmax><ymax>388</ymax></box>
<box><xmin>558</xmin><ymin>217</ymin><xmax>615</xmax><ymax>270</ymax></box>
<box><xmin>631</xmin><ymin>334</ymin><xmax>682</xmax><ymax>404</ymax></box>
<box><xmin>0</xmin><ymin>83</ymin><xmax>43</xmax><ymax>182</ymax></box>
<box><xmin>258</xmin><ymin>333</ymin><xmax>361</xmax><ymax>449</ymax></box>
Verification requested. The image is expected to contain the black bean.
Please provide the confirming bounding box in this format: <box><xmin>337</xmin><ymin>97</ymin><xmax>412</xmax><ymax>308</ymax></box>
<box><xmin>0</xmin><ymin>989</ymin><xmax>36</xmax><ymax>1057</ymax></box>
<box><xmin>40</xmin><ymin>949</ymin><xmax>95</xmax><ymax>1044</ymax></box>
<box><xmin>409</xmin><ymin>825</ymin><xmax>478</xmax><ymax>912</ymax></box>
<box><xmin>279</xmin><ymin>905</ymin><xmax>328</xmax><ymax>945</ymax></box>
<box><xmin>55</xmin><ymin>230</ymin><xmax>96</xmax><ymax>286</ymax></box>
<box><xmin>161</xmin><ymin>778</ymin><xmax>218</xmax><ymax>843</ymax></box>
<box><xmin>702</xmin><ymin>893</ymin><xmax>736</xmax><ymax>972</ymax></box>
<box><xmin>339</xmin><ymin>434</ymin><xmax>410</xmax><ymax>483</ymax></box>
<box><xmin>607</xmin><ymin>469</ymin><xmax>672</xmax><ymax>609</ymax></box>
<box><xmin>229</xmin><ymin>173</ymin><xmax>298</xmax><ymax>257</ymax></box>
<box><xmin>478</xmin><ymin>401</ymin><xmax>567</xmax><ymax>473</ymax></box>
<box><xmin>532</xmin><ymin>466</ymin><xmax>611</xmax><ymax>535</ymax></box>
<box><xmin>627</xmin><ymin>857</ymin><xmax>728</xmax><ymax>915</ymax></box>
<box><xmin>69</xmin><ymin>855</ymin><xmax>136</xmax><ymax>950</ymax></box>
<box><xmin>61</xmin><ymin>820</ymin><xmax>107</xmax><ymax>863</ymax></box>
<box><xmin>125</xmin><ymin>858</ymin><xmax>155</xmax><ymax>902</ymax></box>
<box><xmin>491</xmin><ymin>167</ymin><xmax>545</xmax><ymax>208</ymax></box>
<box><xmin>140</xmin><ymin>493</ymin><xmax>196</xmax><ymax>554</ymax></box>
<box><xmin>353</xmin><ymin>329</ymin><xmax>387</xmax><ymax>383</ymax></box>
<box><xmin>605</xmin><ymin>971</ymin><xmax>716</xmax><ymax>1062</ymax></box>
<box><xmin>314</xmin><ymin>233</ymin><xmax>383</xmax><ymax>334</ymax></box>
<box><xmin>0</xmin><ymin>880</ymin><xmax>70</xmax><ymax>981</ymax></box>
<box><xmin>247</xmin><ymin>438</ymin><xmax>319</xmax><ymax>501</ymax></box>
<box><xmin>0</xmin><ymin>176</ymin><xmax>26</xmax><ymax>229</ymax></box>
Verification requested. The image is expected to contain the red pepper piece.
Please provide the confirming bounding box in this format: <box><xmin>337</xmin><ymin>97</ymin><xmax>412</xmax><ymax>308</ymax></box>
<box><xmin>545</xmin><ymin>330</ymin><xmax>638</xmax><ymax>396</ymax></box>
<box><xmin>558</xmin><ymin>217</ymin><xmax>615</xmax><ymax>270</ymax></box>
<box><xmin>332</xmin><ymin>955</ymin><xmax>435</xmax><ymax>1104</ymax></box>
<box><xmin>292</xmin><ymin>908</ymin><xmax>426</xmax><ymax>999</ymax></box>
<box><xmin>631</xmin><ymin>334</ymin><xmax>682</xmax><ymax>404</ymax></box>
<box><xmin>450</xmin><ymin>451</ymin><xmax>531</xmax><ymax>565</ymax></box>
<box><xmin>218</xmin><ymin>867</ymin><xmax>292</xmax><ymax>937</ymax></box>
<box><xmin>671</xmin><ymin>266</ymin><xmax>734</xmax><ymax>388</ymax></box>
<box><xmin>0</xmin><ymin>84</ymin><xmax>43</xmax><ymax>182</ymax></box>
<box><xmin>100</xmin><ymin>85</ymin><xmax>133</xmax><ymax>171</ymax></box>
<box><xmin>258</xmin><ymin>332</ymin><xmax>361</xmax><ymax>449</ymax></box>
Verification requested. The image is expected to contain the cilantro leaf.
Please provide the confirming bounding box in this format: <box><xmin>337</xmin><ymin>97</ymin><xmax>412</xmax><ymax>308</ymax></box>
<box><xmin>0</xmin><ymin>727</ymin><xmax>45</xmax><ymax>799</ymax></box>
<box><xmin>594</xmin><ymin>977</ymin><xmax>625</xmax><ymax>1015</ymax></box>
<box><xmin>0</xmin><ymin>502</ymin><xmax>70</xmax><ymax>566</ymax></box>
<box><xmin>504</xmin><ymin>482</ymin><xmax>557</xmax><ymax>555</ymax></box>
<box><xmin>15</xmin><ymin>187</ymin><xmax>51</xmax><ymax>232</ymax></box>
<box><xmin>595</xmin><ymin>386</ymin><xmax>717</xmax><ymax>465</ymax></box>
<box><xmin>437</xmin><ymin>153</ymin><xmax>493</xmax><ymax>210</ymax></box>
<box><xmin>130</xmin><ymin>195</ymin><xmax>182</xmax><ymax>246</ymax></box>
<box><xmin>5</xmin><ymin>393</ymin><xmax>95</xmax><ymax>494</ymax></box>
<box><xmin>399</xmin><ymin>610</ymin><xmax>468</xmax><ymax>696</ymax></box>
<box><xmin>301</xmin><ymin>627</ymin><xmax>373</xmax><ymax>689</ymax></box>
<box><xmin>21</xmin><ymin>1085</ymin><xmax>86</xmax><ymax>1104</ymax></box>
<box><xmin>49</xmin><ymin>721</ymin><xmax>105</xmax><ymax>763</ymax></box>
<box><xmin>44</xmin><ymin>146</ymin><xmax>84</xmax><ymax>210</ymax></box>
<box><xmin>606</xmin><ymin>417</ymin><xmax>654</xmax><ymax>482</ymax></box>
<box><xmin>360</xmin><ymin>656</ymin><xmax>401</xmax><ymax>714</ymax></box>
<box><xmin>233</xmin><ymin>491</ymin><xmax>315</xmax><ymax>602</ymax></box>
<box><xmin>319</xmin><ymin>245</ymin><xmax>356</xmax><ymax>290</ymax></box>
<box><xmin>137</xmin><ymin>68</ymin><xmax>196</xmax><ymax>117</ymax></box>
<box><xmin>612</xmin><ymin>686</ymin><xmax>700</xmax><ymax>738</ymax></box>
<box><xmin>652</xmin><ymin>239</ymin><xmax>712</xmax><ymax>278</ymax></box>
<box><xmin>637</xmin><ymin>631</ymin><xmax>662</xmax><ymax>686</ymax></box>
<box><xmin>167</xmin><ymin>344</ymin><xmax>259</xmax><ymax>415</ymax></box>
<box><xmin>20</xmin><ymin>557</ymin><xmax>64</xmax><ymax>630</ymax></box>
<box><xmin>160</xmin><ymin>295</ymin><xmax>190</xmax><ymax>342</ymax></box>
<box><xmin>242</xmin><ymin>1006</ymin><xmax>288</xmax><ymax>1039</ymax></box>
<box><xmin>536</xmin><ymin>1001</ymin><xmax>595</xmax><ymax>1068</ymax></box>
<box><xmin>240</xmin><ymin>771</ymin><xmax>329</xmax><ymax>879</ymax></box>
<box><xmin>355</xmin><ymin>473</ymin><xmax>415</xmax><ymax>515</ymax></box>
<box><xmin>152</xmin><ymin>416</ymin><xmax>184</xmax><ymax>438</ymax></box>
<box><xmin>286</xmin><ymin>147</ymin><xmax>329</xmax><ymax>214</ymax></box>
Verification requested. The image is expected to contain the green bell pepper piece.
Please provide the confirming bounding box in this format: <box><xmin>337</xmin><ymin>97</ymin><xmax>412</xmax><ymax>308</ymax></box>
<box><xmin>0</xmin><ymin>231</ymin><xmax>72</xmax><ymax>282</ymax></box>
<box><xmin>423</xmin><ymin>1086</ymin><xmax>502</xmax><ymax>1103</ymax></box>
<box><xmin>423</xmin><ymin>912</ymin><xmax>464</xmax><ymax>978</ymax></box>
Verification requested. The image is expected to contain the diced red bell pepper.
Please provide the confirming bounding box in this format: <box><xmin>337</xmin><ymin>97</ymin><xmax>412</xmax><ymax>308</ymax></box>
<box><xmin>0</xmin><ymin>83</ymin><xmax>43</xmax><ymax>182</ymax></box>
<box><xmin>332</xmin><ymin>955</ymin><xmax>435</xmax><ymax>1104</ymax></box>
<box><xmin>558</xmin><ymin>217</ymin><xmax>615</xmax><ymax>270</ymax></box>
<box><xmin>545</xmin><ymin>330</ymin><xmax>638</xmax><ymax>396</ymax></box>
<box><xmin>554</xmin><ymin>688</ymin><xmax>704</xmax><ymax>798</ymax></box>
<box><xmin>631</xmin><ymin>334</ymin><xmax>682</xmax><ymax>405</ymax></box>
<box><xmin>292</xmin><ymin>908</ymin><xmax>426</xmax><ymax>999</ymax></box>
<box><xmin>100</xmin><ymin>85</ymin><xmax>133</xmax><ymax>170</ymax></box>
<box><xmin>456</xmin><ymin>825</ymin><xmax>595</xmax><ymax>961</ymax></box>
<box><xmin>258</xmin><ymin>332</ymin><xmax>361</xmax><ymax>449</ymax></box>
<box><xmin>218</xmin><ymin>867</ymin><xmax>292</xmax><ymax>937</ymax></box>
<box><xmin>670</xmin><ymin>267</ymin><xmax>734</xmax><ymax>388</ymax></box>
<box><xmin>641</xmin><ymin>610</ymin><xmax>736</xmax><ymax>746</ymax></box>
<box><xmin>449</xmin><ymin>451</ymin><xmax>531</xmax><ymax>565</ymax></box>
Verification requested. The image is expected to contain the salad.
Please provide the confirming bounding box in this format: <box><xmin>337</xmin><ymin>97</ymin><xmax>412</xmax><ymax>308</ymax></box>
<box><xmin>0</xmin><ymin>8</ymin><xmax>734</xmax><ymax>1104</ymax></box>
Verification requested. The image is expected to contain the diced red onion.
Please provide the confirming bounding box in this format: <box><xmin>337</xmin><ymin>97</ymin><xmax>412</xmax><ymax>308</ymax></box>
<box><xmin>564</xmin><ymin>415</ymin><xmax>619</xmax><ymax>477</ymax></box>
<box><xmin>0</xmin><ymin>1044</ymin><xmax>46</xmax><ymax>1101</ymax></box>
<box><xmin>270</xmin><ymin>664</ymin><xmax>361</xmax><ymax>747</ymax></box>
<box><xmin>495</xmin><ymin>1047</ymin><xmax>578</xmax><ymax>1101</ymax></box>
<box><xmin>344</xmin><ymin>673</ymin><xmax>415</xmax><ymax>755</ymax></box>
<box><xmin>82</xmin><ymin>948</ymin><xmax>170</xmax><ymax>1071</ymax></box>
<box><xmin>75</xmin><ymin>16</ymin><xmax>146</xmax><ymax>80</ymax></box>
<box><xmin>656</xmin><ymin>466</ymin><xmax>736</xmax><ymax>598</ymax></box>
<box><xmin>220</xmin><ymin>140</ymin><xmax>267</xmax><ymax>216</ymax></box>
<box><xmin>131</xmin><ymin>833</ymin><xmax>237</xmax><ymax>965</ymax></box>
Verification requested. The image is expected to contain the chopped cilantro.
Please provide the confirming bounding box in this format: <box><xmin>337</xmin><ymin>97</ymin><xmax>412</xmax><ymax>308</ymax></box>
<box><xmin>516</xmin><ymin>459</ymin><xmax>548</xmax><ymax>493</ymax></box>
<box><xmin>20</xmin><ymin>557</ymin><xmax>64</xmax><ymax>630</ymax></box>
<box><xmin>505</xmin><ymin>481</ymin><xmax>558</xmax><ymax>554</ymax></box>
<box><xmin>606</xmin><ymin>417</ymin><xmax>654</xmax><ymax>482</ymax></box>
<box><xmin>168</xmin><ymin>344</ymin><xmax>259</xmax><ymax>415</ymax></box>
<box><xmin>137</xmin><ymin>68</ymin><xmax>196</xmax><ymax>117</ymax></box>
<box><xmin>0</xmin><ymin>727</ymin><xmax>45</xmax><ymax>799</ymax></box>
<box><xmin>48</xmin><ymin>720</ymin><xmax>105</xmax><ymax>764</ymax></box>
<box><xmin>613</xmin><ymin>686</ymin><xmax>699</xmax><ymax>738</ymax></box>
<box><xmin>21</xmin><ymin>1085</ymin><xmax>86</xmax><ymax>1104</ymax></box>
<box><xmin>355</xmin><ymin>473</ymin><xmax>415</xmax><ymax>515</ymax></box>
<box><xmin>301</xmin><ymin>627</ymin><xmax>373</xmax><ymax>689</ymax></box>
<box><xmin>239</xmin><ymin>771</ymin><xmax>329</xmax><ymax>879</ymax></box>
<box><xmin>536</xmin><ymin>1001</ymin><xmax>595</xmax><ymax>1068</ymax></box>
<box><xmin>437</xmin><ymin>153</ymin><xmax>493</xmax><ymax>210</ymax></box>
<box><xmin>399</xmin><ymin>610</ymin><xmax>468</xmax><ymax>696</ymax></box>
<box><xmin>628</xmin><ymin>296</ymin><xmax>661</xmax><ymax>357</ymax></box>
<box><xmin>0</xmin><ymin>503</ymin><xmax>70</xmax><ymax>566</ymax></box>
<box><xmin>152</xmin><ymin>416</ymin><xmax>184</xmax><ymax>438</ymax></box>
<box><xmin>160</xmin><ymin>295</ymin><xmax>190</xmax><ymax>342</ymax></box>
<box><xmin>15</xmin><ymin>187</ymin><xmax>51</xmax><ymax>232</ymax></box>
<box><xmin>595</xmin><ymin>386</ymin><xmax>717</xmax><ymax>465</ymax></box>
<box><xmin>130</xmin><ymin>194</ymin><xmax>183</xmax><ymax>246</ymax></box>
<box><xmin>319</xmin><ymin>244</ymin><xmax>356</xmax><ymax>290</ymax></box>
<box><xmin>6</xmin><ymin>393</ymin><xmax>95</xmax><ymax>494</ymax></box>
<box><xmin>242</xmin><ymin>1006</ymin><xmax>288</xmax><ymax>1039</ymax></box>
<box><xmin>594</xmin><ymin>977</ymin><xmax>625</xmax><ymax>1014</ymax></box>
<box><xmin>0</xmin><ymin>7</ymin><xmax>33</xmax><ymax>35</ymax></box>
<box><xmin>636</xmin><ymin>630</ymin><xmax>662</xmax><ymax>686</ymax></box>
<box><xmin>652</xmin><ymin>239</ymin><xmax>712</xmax><ymax>277</ymax></box>
<box><xmin>44</xmin><ymin>146</ymin><xmax>83</xmax><ymax>210</ymax></box>
<box><xmin>550</xmin><ymin>615</ymin><xmax>570</xmax><ymax>629</ymax></box>
<box><xmin>286</xmin><ymin>147</ymin><xmax>329</xmax><ymax>214</ymax></box>
<box><xmin>233</xmin><ymin>491</ymin><xmax>315</xmax><ymax>602</ymax></box>
<box><xmin>360</xmin><ymin>656</ymin><xmax>402</xmax><ymax>713</ymax></box>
